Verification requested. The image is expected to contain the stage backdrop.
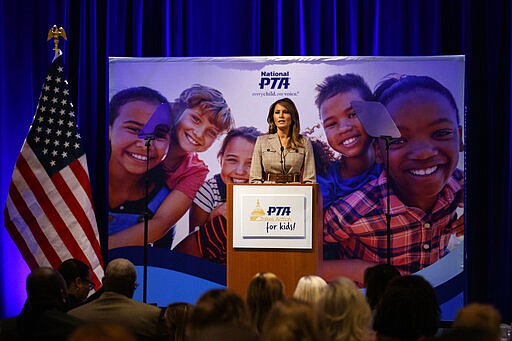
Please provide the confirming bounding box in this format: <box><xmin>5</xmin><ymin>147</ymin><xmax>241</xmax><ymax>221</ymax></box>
<box><xmin>108</xmin><ymin>56</ymin><xmax>465</xmax><ymax>320</ymax></box>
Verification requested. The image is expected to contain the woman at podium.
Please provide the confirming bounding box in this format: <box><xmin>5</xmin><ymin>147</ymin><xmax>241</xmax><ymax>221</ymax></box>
<box><xmin>249</xmin><ymin>97</ymin><xmax>316</xmax><ymax>184</ymax></box>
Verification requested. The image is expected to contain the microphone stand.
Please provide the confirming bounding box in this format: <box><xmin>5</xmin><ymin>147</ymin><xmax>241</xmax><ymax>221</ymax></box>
<box><xmin>142</xmin><ymin>136</ymin><xmax>155</xmax><ymax>303</ymax></box>
<box><xmin>381</xmin><ymin>136</ymin><xmax>392</xmax><ymax>264</ymax></box>
<box><xmin>350</xmin><ymin>100</ymin><xmax>400</xmax><ymax>267</ymax></box>
<box><xmin>135</xmin><ymin>103</ymin><xmax>172</xmax><ymax>304</ymax></box>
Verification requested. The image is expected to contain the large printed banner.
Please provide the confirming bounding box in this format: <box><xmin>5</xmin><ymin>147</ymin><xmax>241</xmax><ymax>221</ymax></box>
<box><xmin>108</xmin><ymin>56</ymin><xmax>465</xmax><ymax>319</ymax></box>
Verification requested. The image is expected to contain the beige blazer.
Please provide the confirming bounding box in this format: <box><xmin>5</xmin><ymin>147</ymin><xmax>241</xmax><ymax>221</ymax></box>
<box><xmin>249</xmin><ymin>133</ymin><xmax>316</xmax><ymax>183</ymax></box>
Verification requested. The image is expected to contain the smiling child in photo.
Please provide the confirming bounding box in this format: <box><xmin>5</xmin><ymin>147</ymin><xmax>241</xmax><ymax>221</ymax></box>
<box><xmin>322</xmin><ymin>75</ymin><xmax>464</xmax><ymax>284</ymax></box>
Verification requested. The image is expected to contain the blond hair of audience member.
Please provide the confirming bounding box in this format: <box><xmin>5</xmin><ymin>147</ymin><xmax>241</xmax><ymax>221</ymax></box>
<box><xmin>67</xmin><ymin>322</ymin><xmax>137</xmax><ymax>341</ymax></box>
<box><xmin>164</xmin><ymin>302</ymin><xmax>192</xmax><ymax>341</ymax></box>
<box><xmin>452</xmin><ymin>303</ymin><xmax>502</xmax><ymax>340</ymax></box>
<box><xmin>293</xmin><ymin>275</ymin><xmax>327</xmax><ymax>305</ymax></box>
<box><xmin>260</xmin><ymin>298</ymin><xmax>325</xmax><ymax>341</ymax></box>
<box><xmin>246</xmin><ymin>272</ymin><xmax>285</xmax><ymax>333</ymax></box>
<box><xmin>317</xmin><ymin>277</ymin><xmax>374</xmax><ymax>341</ymax></box>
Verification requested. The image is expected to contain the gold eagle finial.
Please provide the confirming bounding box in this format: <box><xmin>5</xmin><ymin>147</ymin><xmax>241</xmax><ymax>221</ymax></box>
<box><xmin>47</xmin><ymin>25</ymin><xmax>67</xmax><ymax>52</ymax></box>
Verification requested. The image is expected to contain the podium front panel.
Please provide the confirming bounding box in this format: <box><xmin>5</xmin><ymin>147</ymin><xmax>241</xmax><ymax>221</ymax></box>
<box><xmin>226</xmin><ymin>184</ymin><xmax>322</xmax><ymax>297</ymax></box>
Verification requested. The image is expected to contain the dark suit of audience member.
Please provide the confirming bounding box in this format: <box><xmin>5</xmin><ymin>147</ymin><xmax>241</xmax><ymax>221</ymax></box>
<box><xmin>0</xmin><ymin>267</ymin><xmax>83</xmax><ymax>341</ymax></box>
<box><xmin>68</xmin><ymin>258</ymin><xmax>165</xmax><ymax>341</ymax></box>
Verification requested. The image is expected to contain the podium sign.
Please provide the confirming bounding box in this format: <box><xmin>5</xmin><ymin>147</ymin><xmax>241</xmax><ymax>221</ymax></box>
<box><xmin>233</xmin><ymin>185</ymin><xmax>313</xmax><ymax>249</ymax></box>
<box><xmin>227</xmin><ymin>184</ymin><xmax>322</xmax><ymax>297</ymax></box>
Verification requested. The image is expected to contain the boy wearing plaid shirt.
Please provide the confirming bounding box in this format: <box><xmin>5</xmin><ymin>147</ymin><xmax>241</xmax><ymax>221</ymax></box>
<box><xmin>322</xmin><ymin>75</ymin><xmax>464</xmax><ymax>284</ymax></box>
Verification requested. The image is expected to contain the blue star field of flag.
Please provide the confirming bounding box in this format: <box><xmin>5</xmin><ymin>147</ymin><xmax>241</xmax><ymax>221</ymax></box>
<box><xmin>26</xmin><ymin>56</ymin><xmax>84</xmax><ymax>176</ymax></box>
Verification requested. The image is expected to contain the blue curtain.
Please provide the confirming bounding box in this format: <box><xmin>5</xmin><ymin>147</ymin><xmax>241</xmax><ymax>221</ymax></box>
<box><xmin>1</xmin><ymin>0</ymin><xmax>510</xmax><ymax>321</ymax></box>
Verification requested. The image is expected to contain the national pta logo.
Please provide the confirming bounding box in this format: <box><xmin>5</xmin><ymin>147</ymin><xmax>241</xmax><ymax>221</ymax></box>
<box><xmin>259</xmin><ymin>71</ymin><xmax>290</xmax><ymax>89</ymax></box>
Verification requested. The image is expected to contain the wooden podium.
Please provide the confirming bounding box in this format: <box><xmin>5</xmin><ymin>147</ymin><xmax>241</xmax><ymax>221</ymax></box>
<box><xmin>226</xmin><ymin>184</ymin><xmax>322</xmax><ymax>297</ymax></box>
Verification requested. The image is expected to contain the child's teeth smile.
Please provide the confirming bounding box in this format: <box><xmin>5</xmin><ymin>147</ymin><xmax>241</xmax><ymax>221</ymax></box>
<box><xmin>342</xmin><ymin>136</ymin><xmax>358</xmax><ymax>145</ymax></box>
<box><xmin>186</xmin><ymin>133</ymin><xmax>200</xmax><ymax>146</ymax></box>
<box><xmin>129</xmin><ymin>152</ymin><xmax>148</xmax><ymax>161</ymax></box>
<box><xmin>409</xmin><ymin>166</ymin><xmax>438</xmax><ymax>176</ymax></box>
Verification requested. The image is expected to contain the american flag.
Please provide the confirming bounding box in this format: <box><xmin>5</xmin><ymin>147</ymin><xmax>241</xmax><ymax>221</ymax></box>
<box><xmin>3</xmin><ymin>54</ymin><xmax>104</xmax><ymax>288</ymax></box>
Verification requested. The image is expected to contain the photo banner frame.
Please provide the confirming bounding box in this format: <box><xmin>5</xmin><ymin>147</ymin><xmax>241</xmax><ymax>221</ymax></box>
<box><xmin>108</xmin><ymin>56</ymin><xmax>465</xmax><ymax>320</ymax></box>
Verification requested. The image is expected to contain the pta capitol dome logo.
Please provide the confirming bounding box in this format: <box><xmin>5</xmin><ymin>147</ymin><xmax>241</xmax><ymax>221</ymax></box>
<box><xmin>249</xmin><ymin>200</ymin><xmax>296</xmax><ymax>234</ymax></box>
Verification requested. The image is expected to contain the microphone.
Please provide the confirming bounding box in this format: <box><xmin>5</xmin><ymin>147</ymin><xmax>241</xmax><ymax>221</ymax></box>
<box><xmin>280</xmin><ymin>146</ymin><xmax>285</xmax><ymax>174</ymax></box>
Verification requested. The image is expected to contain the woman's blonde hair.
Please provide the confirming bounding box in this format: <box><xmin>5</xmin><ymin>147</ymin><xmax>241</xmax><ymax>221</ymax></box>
<box><xmin>293</xmin><ymin>275</ymin><xmax>327</xmax><ymax>305</ymax></box>
<box><xmin>317</xmin><ymin>277</ymin><xmax>373</xmax><ymax>341</ymax></box>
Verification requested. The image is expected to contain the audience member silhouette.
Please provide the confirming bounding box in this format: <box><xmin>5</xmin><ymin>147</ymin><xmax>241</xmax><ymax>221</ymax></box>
<box><xmin>164</xmin><ymin>302</ymin><xmax>192</xmax><ymax>341</ymax></box>
<box><xmin>260</xmin><ymin>297</ymin><xmax>325</xmax><ymax>341</ymax></box>
<box><xmin>246</xmin><ymin>272</ymin><xmax>285</xmax><ymax>334</ymax></box>
<box><xmin>57</xmin><ymin>258</ymin><xmax>95</xmax><ymax>310</ymax></box>
<box><xmin>363</xmin><ymin>264</ymin><xmax>401</xmax><ymax>311</ymax></box>
<box><xmin>373</xmin><ymin>275</ymin><xmax>440</xmax><ymax>341</ymax></box>
<box><xmin>68</xmin><ymin>258</ymin><xmax>165</xmax><ymax>341</ymax></box>
<box><xmin>292</xmin><ymin>275</ymin><xmax>327</xmax><ymax>305</ymax></box>
<box><xmin>0</xmin><ymin>267</ymin><xmax>83</xmax><ymax>341</ymax></box>
<box><xmin>316</xmin><ymin>277</ymin><xmax>374</xmax><ymax>341</ymax></box>
<box><xmin>434</xmin><ymin>327</ymin><xmax>496</xmax><ymax>341</ymax></box>
<box><xmin>451</xmin><ymin>303</ymin><xmax>502</xmax><ymax>341</ymax></box>
<box><xmin>188</xmin><ymin>323</ymin><xmax>259</xmax><ymax>341</ymax></box>
<box><xmin>186</xmin><ymin>288</ymin><xmax>256</xmax><ymax>340</ymax></box>
<box><xmin>67</xmin><ymin>321</ymin><xmax>137</xmax><ymax>341</ymax></box>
